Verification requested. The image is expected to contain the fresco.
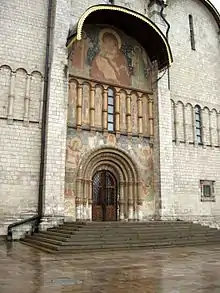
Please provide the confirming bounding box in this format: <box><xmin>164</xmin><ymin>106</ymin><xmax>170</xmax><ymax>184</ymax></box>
<box><xmin>66</xmin><ymin>136</ymin><xmax>84</xmax><ymax>170</ymax></box>
<box><xmin>69</xmin><ymin>25</ymin><xmax>152</xmax><ymax>90</ymax></box>
<box><xmin>65</xmin><ymin>131</ymin><xmax>155</xmax><ymax>217</ymax></box>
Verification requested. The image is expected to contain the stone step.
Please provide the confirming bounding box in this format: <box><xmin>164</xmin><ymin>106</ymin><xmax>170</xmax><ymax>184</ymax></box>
<box><xmin>20</xmin><ymin>221</ymin><xmax>220</xmax><ymax>254</ymax></box>
<box><xmin>20</xmin><ymin>240</ymin><xmax>56</xmax><ymax>253</ymax></box>
<box><xmin>24</xmin><ymin>233</ymin><xmax>220</xmax><ymax>248</ymax></box>
<box><xmin>47</xmin><ymin>228</ymin><xmax>78</xmax><ymax>235</ymax></box>
<box><xmin>55</xmin><ymin>229</ymin><xmax>218</xmax><ymax>238</ymax></box>
<box><xmin>36</xmin><ymin>232</ymin><xmax>71</xmax><ymax>242</ymax></box>
<box><xmin>21</xmin><ymin>236</ymin><xmax>220</xmax><ymax>254</ymax></box>
<box><xmin>35</xmin><ymin>230</ymin><xmax>218</xmax><ymax>242</ymax></box>
<box><xmin>63</xmin><ymin>221</ymin><xmax>192</xmax><ymax>226</ymax></box>
<box><xmin>39</xmin><ymin>230</ymin><xmax>72</xmax><ymax>238</ymax></box>
<box><xmin>49</xmin><ymin>225</ymin><xmax>213</xmax><ymax>235</ymax></box>
<box><xmin>58</xmin><ymin>226</ymin><xmax>207</xmax><ymax>233</ymax></box>
<box><xmin>21</xmin><ymin>238</ymin><xmax>60</xmax><ymax>251</ymax></box>
<box><xmin>61</xmin><ymin>222</ymin><xmax>202</xmax><ymax>229</ymax></box>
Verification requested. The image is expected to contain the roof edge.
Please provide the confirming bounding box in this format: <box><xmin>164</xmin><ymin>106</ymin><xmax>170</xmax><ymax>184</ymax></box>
<box><xmin>67</xmin><ymin>4</ymin><xmax>173</xmax><ymax>69</ymax></box>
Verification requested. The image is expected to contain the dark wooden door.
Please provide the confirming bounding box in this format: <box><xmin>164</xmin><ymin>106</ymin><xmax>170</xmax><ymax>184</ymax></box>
<box><xmin>92</xmin><ymin>171</ymin><xmax>117</xmax><ymax>221</ymax></box>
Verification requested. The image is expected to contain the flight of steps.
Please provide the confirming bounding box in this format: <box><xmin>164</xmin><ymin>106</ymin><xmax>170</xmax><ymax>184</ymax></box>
<box><xmin>20</xmin><ymin>221</ymin><xmax>220</xmax><ymax>254</ymax></box>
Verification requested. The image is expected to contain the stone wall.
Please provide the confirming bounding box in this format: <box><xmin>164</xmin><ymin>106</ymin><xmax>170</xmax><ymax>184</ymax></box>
<box><xmin>0</xmin><ymin>0</ymin><xmax>219</xmax><ymax>236</ymax></box>
<box><xmin>166</xmin><ymin>0</ymin><xmax>220</xmax><ymax>223</ymax></box>
<box><xmin>0</xmin><ymin>0</ymin><xmax>47</xmax><ymax>235</ymax></box>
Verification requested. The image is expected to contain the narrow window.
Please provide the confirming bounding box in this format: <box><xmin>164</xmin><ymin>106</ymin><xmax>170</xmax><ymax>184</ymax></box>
<box><xmin>195</xmin><ymin>105</ymin><xmax>202</xmax><ymax>144</ymax></box>
<box><xmin>189</xmin><ymin>15</ymin><xmax>196</xmax><ymax>50</ymax></box>
<box><xmin>200</xmin><ymin>180</ymin><xmax>215</xmax><ymax>202</ymax></box>
<box><xmin>107</xmin><ymin>88</ymin><xmax>115</xmax><ymax>132</ymax></box>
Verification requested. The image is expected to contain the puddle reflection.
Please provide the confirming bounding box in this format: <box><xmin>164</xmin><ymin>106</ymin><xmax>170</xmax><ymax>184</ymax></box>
<box><xmin>0</xmin><ymin>242</ymin><xmax>220</xmax><ymax>293</ymax></box>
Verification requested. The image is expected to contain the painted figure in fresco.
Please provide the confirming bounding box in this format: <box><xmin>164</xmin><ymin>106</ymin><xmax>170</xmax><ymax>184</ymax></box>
<box><xmin>132</xmin><ymin>45</ymin><xmax>150</xmax><ymax>85</ymax></box>
<box><xmin>66</xmin><ymin>137</ymin><xmax>82</xmax><ymax>169</ymax></box>
<box><xmin>71</xmin><ymin>32</ymin><xmax>89</xmax><ymax>70</ymax></box>
<box><xmin>91</xmin><ymin>29</ymin><xmax>131</xmax><ymax>86</ymax></box>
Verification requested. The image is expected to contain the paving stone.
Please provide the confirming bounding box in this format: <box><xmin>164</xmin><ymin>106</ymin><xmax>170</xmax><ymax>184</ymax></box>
<box><xmin>1</xmin><ymin>241</ymin><xmax>220</xmax><ymax>293</ymax></box>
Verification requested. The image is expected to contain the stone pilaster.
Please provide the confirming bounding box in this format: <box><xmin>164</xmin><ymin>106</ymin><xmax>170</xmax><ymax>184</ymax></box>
<box><xmin>40</xmin><ymin>0</ymin><xmax>71</xmax><ymax>229</ymax></box>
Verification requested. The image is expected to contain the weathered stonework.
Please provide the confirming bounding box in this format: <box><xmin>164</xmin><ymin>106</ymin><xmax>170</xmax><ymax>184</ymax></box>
<box><xmin>65</xmin><ymin>130</ymin><xmax>155</xmax><ymax>220</ymax></box>
<box><xmin>0</xmin><ymin>0</ymin><xmax>219</xmax><ymax>238</ymax></box>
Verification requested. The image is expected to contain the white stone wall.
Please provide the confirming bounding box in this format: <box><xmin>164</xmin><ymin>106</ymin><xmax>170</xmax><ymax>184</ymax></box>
<box><xmin>114</xmin><ymin>0</ymin><xmax>150</xmax><ymax>15</ymax></box>
<box><xmin>167</xmin><ymin>0</ymin><xmax>220</xmax><ymax>106</ymax></box>
<box><xmin>1</xmin><ymin>0</ymin><xmax>220</xmax><ymax>237</ymax></box>
<box><xmin>0</xmin><ymin>0</ymin><xmax>47</xmax><ymax>236</ymax></box>
<box><xmin>166</xmin><ymin>0</ymin><xmax>220</xmax><ymax>223</ymax></box>
<box><xmin>40</xmin><ymin>0</ymin><xmax>71</xmax><ymax>230</ymax></box>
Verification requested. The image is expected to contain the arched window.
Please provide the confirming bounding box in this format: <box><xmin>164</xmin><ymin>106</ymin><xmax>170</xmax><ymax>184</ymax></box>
<box><xmin>195</xmin><ymin>105</ymin><xmax>202</xmax><ymax>144</ymax></box>
<box><xmin>107</xmin><ymin>88</ymin><xmax>115</xmax><ymax>132</ymax></box>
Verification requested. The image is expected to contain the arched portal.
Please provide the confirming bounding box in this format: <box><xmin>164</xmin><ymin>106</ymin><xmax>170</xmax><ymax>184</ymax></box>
<box><xmin>92</xmin><ymin>170</ymin><xmax>117</xmax><ymax>221</ymax></box>
<box><xmin>75</xmin><ymin>147</ymin><xmax>142</xmax><ymax>222</ymax></box>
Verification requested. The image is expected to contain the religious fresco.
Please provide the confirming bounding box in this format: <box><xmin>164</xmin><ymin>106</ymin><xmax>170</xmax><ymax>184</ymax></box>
<box><xmin>66</xmin><ymin>136</ymin><xmax>84</xmax><ymax>170</ymax></box>
<box><xmin>131</xmin><ymin>144</ymin><xmax>154</xmax><ymax>202</ymax></box>
<box><xmin>69</xmin><ymin>25</ymin><xmax>152</xmax><ymax>90</ymax></box>
<box><xmin>65</xmin><ymin>130</ymin><xmax>155</xmax><ymax>218</ymax></box>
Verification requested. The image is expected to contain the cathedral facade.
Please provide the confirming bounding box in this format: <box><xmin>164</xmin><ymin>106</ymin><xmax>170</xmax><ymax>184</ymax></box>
<box><xmin>0</xmin><ymin>0</ymin><xmax>220</xmax><ymax>238</ymax></box>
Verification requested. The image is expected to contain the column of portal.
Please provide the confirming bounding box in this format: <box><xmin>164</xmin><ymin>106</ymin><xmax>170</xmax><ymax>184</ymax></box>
<box><xmin>128</xmin><ymin>182</ymin><xmax>134</xmax><ymax>221</ymax></box>
<box><xmin>75</xmin><ymin>179</ymin><xmax>83</xmax><ymax>221</ymax></box>
<box><xmin>82</xmin><ymin>180</ymin><xmax>88</xmax><ymax>220</ymax></box>
<box><xmin>119</xmin><ymin>182</ymin><xmax>125</xmax><ymax>221</ymax></box>
<box><xmin>88</xmin><ymin>180</ymin><xmax>93</xmax><ymax>221</ymax></box>
<box><xmin>137</xmin><ymin>182</ymin><xmax>143</xmax><ymax>221</ymax></box>
<box><xmin>133</xmin><ymin>182</ymin><xmax>138</xmax><ymax>221</ymax></box>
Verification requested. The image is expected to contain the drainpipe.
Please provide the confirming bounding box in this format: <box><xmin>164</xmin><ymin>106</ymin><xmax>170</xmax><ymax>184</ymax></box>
<box><xmin>159</xmin><ymin>0</ymin><xmax>171</xmax><ymax>89</ymax></box>
<box><xmin>7</xmin><ymin>0</ymin><xmax>53</xmax><ymax>240</ymax></box>
<box><xmin>38</xmin><ymin>0</ymin><xmax>53</xmax><ymax>220</ymax></box>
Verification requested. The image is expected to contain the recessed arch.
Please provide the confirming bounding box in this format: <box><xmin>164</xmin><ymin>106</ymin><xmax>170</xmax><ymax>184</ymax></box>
<box><xmin>75</xmin><ymin>146</ymin><xmax>143</xmax><ymax>222</ymax></box>
<box><xmin>77</xmin><ymin>146</ymin><xmax>140</xmax><ymax>182</ymax></box>
<box><xmin>67</xmin><ymin>4</ymin><xmax>173</xmax><ymax>70</ymax></box>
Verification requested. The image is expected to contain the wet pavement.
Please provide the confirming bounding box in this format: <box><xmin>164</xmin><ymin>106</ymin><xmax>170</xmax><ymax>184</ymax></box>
<box><xmin>0</xmin><ymin>240</ymin><xmax>220</xmax><ymax>293</ymax></box>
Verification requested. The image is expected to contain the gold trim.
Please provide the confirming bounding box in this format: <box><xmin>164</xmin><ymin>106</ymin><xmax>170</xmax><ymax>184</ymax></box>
<box><xmin>74</xmin><ymin>5</ymin><xmax>173</xmax><ymax>67</ymax></box>
<box><xmin>67</xmin><ymin>36</ymin><xmax>77</xmax><ymax>49</ymax></box>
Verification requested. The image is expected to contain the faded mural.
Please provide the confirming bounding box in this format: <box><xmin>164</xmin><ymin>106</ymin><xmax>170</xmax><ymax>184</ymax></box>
<box><xmin>66</xmin><ymin>25</ymin><xmax>155</xmax><ymax>219</ymax></box>
<box><xmin>65</xmin><ymin>130</ymin><xmax>155</xmax><ymax>219</ymax></box>
<box><xmin>69</xmin><ymin>25</ymin><xmax>152</xmax><ymax>90</ymax></box>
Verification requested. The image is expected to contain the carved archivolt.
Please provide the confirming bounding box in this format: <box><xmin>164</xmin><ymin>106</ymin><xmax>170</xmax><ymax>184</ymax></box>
<box><xmin>171</xmin><ymin>99</ymin><xmax>220</xmax><ymax>147</ymax></box>
<box><xmin>75</xmin><ymin>146</ymin><xmax>143</xmax><ymax>220</ymax></box>
<box><xmin>0</xmin><ymin>64</ymin><xmax>44</xmax><ymax>126</ymax></box>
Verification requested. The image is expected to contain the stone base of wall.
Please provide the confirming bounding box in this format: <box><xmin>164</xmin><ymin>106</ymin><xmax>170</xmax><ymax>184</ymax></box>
<box><xmin>161</xmin><ymin>215</ymin><xmax>220</xmax><ymax>229</ymax></box>
<box><xmin>39</xmin><ymin>215</ymin><xmax>64</xmax><ymax>231</ymax></box>
<box><xmin>0</xmin><ymin>214</ymin><xmax>37</xmax><ymax>240</ymax></box>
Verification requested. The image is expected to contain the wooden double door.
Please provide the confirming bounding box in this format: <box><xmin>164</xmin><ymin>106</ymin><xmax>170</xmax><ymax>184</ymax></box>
<box><xmin>92</xmin><ymin>170</ymin><xmax>117</xmax><ymax>221</ymax></box>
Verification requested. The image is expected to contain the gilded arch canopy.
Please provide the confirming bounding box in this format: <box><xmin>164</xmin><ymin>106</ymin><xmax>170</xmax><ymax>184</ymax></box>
<box><xmin>66</xmin><ymin>4</ymin><xmax>173</xmax><ymax>71</ymax></box>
